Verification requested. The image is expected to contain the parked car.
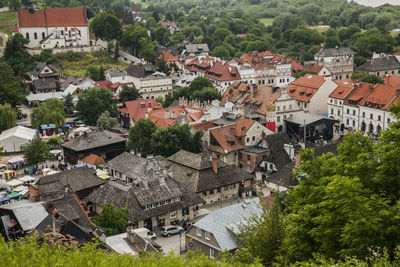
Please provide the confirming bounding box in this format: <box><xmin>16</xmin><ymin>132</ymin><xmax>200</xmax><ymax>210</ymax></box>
<box><xmin>133</xmin><ymin>227</ymin><xmax>156</xmax><ymax>240</ymax></box>
<box><xmin>160</xmin><ymin>225</ymin><xmax>184</xmax><ymax>237</ymax></box>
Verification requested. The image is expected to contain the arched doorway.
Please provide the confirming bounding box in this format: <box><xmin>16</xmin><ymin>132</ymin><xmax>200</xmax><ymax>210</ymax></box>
<box><xmin>369</xmin><ymin>123</ymin><xmax>374</xmax><ymax>133</ymax></box>
<box><xmin>361</xmin><ymin>121</ymin><xmax>366</xmax><ymax>132</ymax></box>
<box><xmin>278</xmin><ymin>125</ymin><xmax>283</xmax><ymax>132</ymax></box>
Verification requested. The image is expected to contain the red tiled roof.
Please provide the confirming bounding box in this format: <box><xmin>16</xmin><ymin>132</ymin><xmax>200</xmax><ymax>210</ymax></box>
<box><xmin>344</xmin><ymin>82</ymin><xmax>375</xmax><ymax>105</ymax></box>
<box><xmin>383</xmin><ymin>75</ymin><xmax>400</xmax><ymax>88</ymax></box>
<box><xmin>89</xmin><ymin>33</ymin><xmax>96</xmax><ymax>40</ymax></box>
<box><xmin>330</xmin><ymin>79</ymin><xmax>353</xmax><ymax>100</ymax></box>
<box><xmin>11</xmin><ymin>26</ymin><xmax>19</xmax><ymax>32</ymax></box>
<box><xmin>360</xmin><ymin>83</ymin><xmax>399</xmax><ymax>110</ymax></box>
<box><xmin>207</xmin><ymin>118</ymin><xmax>255</xmax><ymax>154</ymax></box>
<box><xmin>308</xmin><ymin>64</ymin><xmax>323</xmax><ymax>73</ymax></box>
<box><xmin>286</xmin><ymin>75</ymin><xmax>325</xmax><ymax>102</ymax></box>
<box><xmin>18</xmin><ymin>8</ymin><xmax>88</xmax><ymax>27</ymax></box>
<box><xmin>96</xmin><ymin>80</ymin><xmax>112</xmax><ymax>89</ymax></box>
<box><xmin>157</xmin><ymin>52</ymin><xmax>179</xmax><ymax>62</ymax></box>
<box><xmin>146</xmin><ymin>106</ymin><xmax>206</xmax><ymax>128</ymax></box>
<box><xmin>159</xmin><ymin>18</ymin><xmax>178</xmax><ymax>29</ymax></box>
<box><xmin>120</xmin><ymin>99</ymin><xmax>162</xmax><ymax>122</ymax></box>
<box><xmin>205</xmin><ymin>61</ymin><xmax>241</xmax><ymax>81</ymax></box>
<box><xmin>192</xmin><ymin>121</ymin><xmax>218</xmax><ymax>131</ymax></box>
<box><xmin>80</xmin><ymin>154</ymin><xmax>104</xmax><ymax>166</ymax></box>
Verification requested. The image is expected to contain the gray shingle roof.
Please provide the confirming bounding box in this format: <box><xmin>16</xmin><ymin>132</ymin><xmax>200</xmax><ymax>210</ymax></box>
<box><xmin>167</xmin><ymin>150</ymin><xmax>254</xmax><ymax>193</ymax></box>
<box><xmin>266</xmin><ymin>162</ymin><xmax>297</xmax><ymax>188</ymax></box>
<box><xmin>62</xmin><ymin>130</ymin><xmax>125</xmax><ymax>152</ymax></box>
<box><xmin>33</xmin><ymin>78</ymin><xmax>58</xmax><ymax>91</ymax></box>
<box><xmin>264</xmin><ymin>132</ymin><xmax>291</xmax><ymax>153</ymax></box>
<box><xmin>185</xmin><ymin>43</ymin><xmax>209</xmax><ymax>53</ymax></box>
<box><xmin>85</xmin><ymin>179</ymin><xmax>203</xmax><ymax>222</ymax></box>
<box><xmin>192</xmin><ymin>198</ymin><xmax>263</xmax><ymax>251</ymax></box>
<box><xmin>0</xmin><ymin>200</ymin><xmax>48</xmax><ymax>231</ymax></box>
<box><xmin>315</xmin><ymin>47</ymin><xmax>354</xmax><ymax>57</ymax></box>
<box><xmin>357</xmin><ymin>55</ymin><xmax>400</xmax><ymax>72</ymax></box>
<box><xmin>167</xmin><ymin>150</ymin><xmax>214</xmax><ymax>170</ymax></box>
<box><xmin>36</xmin><ymin>167</ymin><xmax>106</xmax><ymax>200</ymax></box>
<box><xmin>30</xmin><ymin>62</ymin><xmax>58</xmax><ymax>77</ymax></box>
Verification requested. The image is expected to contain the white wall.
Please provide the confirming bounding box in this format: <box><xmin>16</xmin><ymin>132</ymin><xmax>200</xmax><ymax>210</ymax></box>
<box><xmin>308</xmin><ymin>78</ymin><xmax>338</xmax><ymax>114</ymax></box>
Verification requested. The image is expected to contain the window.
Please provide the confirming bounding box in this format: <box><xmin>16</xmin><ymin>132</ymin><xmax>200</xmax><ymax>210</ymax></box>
<box><xmin>277</xmin><ymin>106</ymin><xmax>280</xmax><ymax>111</ymax></box>
<box><xmin>205</xmin><ymin>231</ymin><xmax>210</xmax><ymax>240</ymax></box>
<box><xmin>347</xmin><ymin>109</ymin><xmax>350</xmax><ymax>114</ymax></box>
<box><xmin>210</xmin><ymin>248</ymin><xmax>215</xmax><ymax>258</ymax></box>
<box><xmin>289</xmin><ymin>104</ymin><xmax>292</xmax><ymax>110</ymax></box>
<box><xmin>338</xmin><ymin>110</ymin><xmax>340</xmax><ymax>116</ymax></box>
<box><xmin>42</xmin><ymin>32</ymin><xmax>45</xmax><ymax>39</ymax></box>
<box><xmin>378</xmin><ymin>115</ymin><xmax>381</xmax><ymax>121</ymax></box>
<box><xmin>277</xmin><ymin>116</ymin><xmax>280</xmax><ymax>122</ymax></box>
<box><xmin>209</xmin><ymin>189</ymin><xmax>214</xmax><ymax>195</ymax></box>
<box><xmin>252</xmin><ymin>136</ymin><xmax>255</xmax><ymax>141</ymax></box>
<box><xmin>362</xmin><ymin>112</ymin><xmax>365</xmax><ymax>118</ymax></box>
<box><xmin>224</xmin><ymin>186</ymin><xmax>229</xmax><ymax>191</ymax></box>
<box><xmin>388</xmin><ymin>118</ymin><xmax>391</xmax><ymax>123</ymax></box>
<box><xmin>331</xmin><ymin>108</ymin><xmax>334</xmax><ymax>115</ymax></box>
<box><xmin>202</xmin><ymin>192</ymin><xmax>207</xmax><ymax>196</ymax></box>
<box><xmin>353</xmin><ymin>110</ymin><xmax>356</xmax><ymax>116</ymax></box>
<box><xmin>352</xmin><ymin>120</ymin><xmax>355</xmax><ymax>127</ymax></box>
<box><xmin>370</xmin><ymin>114</ymin><xmax>373</xmax><ymax>119</ymax></box>
<box><xmin>304</xmin><ymin>103</ymin><xmax>307</xmax><ymax>108</ymax></box>
<box><xmin>231</xmin><ymin>184</ymin><xmax>236</xmax><ymax>189</ymax></box>
<box><xmin>34</xmin><ymin>32</ymin><xmax>37</xmax><ymax>39</ymax></box>
<box><xmin>25</xmin><ymin>32</ymin><xmax>29</xmax><ymax>39</ymax></box>
<box><xmin>346</xmin><ymin>119</ymin><xmax>349</xmax><ymax>125</ymax></box>
<box><xmin>246</xmin><ymin>137</ymin><xmax>249</xmax><ymax>142</ymax></box>
<box><xmin>61</xmin><ymin>30</ymin><xmax>64</xmax><ymax>35</ymax></box>
<box><xmin>217</xmin><ymin>187</ymin><xmax>221</xmax><ymax>193</ymax></box>
<box><xmin>196</xmin><ymin>227</ymin><xmax>201</xmax><ymax>236</ymax></box>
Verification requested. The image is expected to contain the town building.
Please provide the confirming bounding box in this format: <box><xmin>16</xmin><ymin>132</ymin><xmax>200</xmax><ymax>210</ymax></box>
<box><xmin>185</xmin><ymin>198</ymin><xmax>263</xmax><ymax>258</ymax></box>
<box><xmin>159</xmin><ymin>18</ymin><xmax>180</xmax><ymax>34</ymax></box>
<box><xmin>314</xmin><ymin>47</ymin><xmax>354</xmax><ymax>80</ymax></box>
<box><xmin>146</xmin><ymin>105</ymin><xmax>206</xmax><ymax>128</ymax></box>
<box><xmin>85</xmin><ymin>152</ymin><xmax>203</xmax><ymax>230</ymax></box>
<box><xmin>167</xmin><ymin>150</ymin><xmax>255</xmax><ymax>203</ymax></box>
<box><xmin>119</xmin><ymin>99</ymin><xmax>163</xmax><ymax>129</ymax></box>
<box><xmin>357</xmin><ymin>53</ymin><xmax>400</xmax><ymax>77</ymax></box>
<box><xmin>0</xmin><ymin>126</ymin><xmax>39</xmax><ymax>153</ymax></box>
<box><xmin>125</xmin><ymin>64</ymin><xmax>173</xmax><ymax>99</ymax></box>
<box><xmin>15</xmin><ymin>7</ymin><xmax>91</xmax><ymax>49</ymax></box>
<box><xmin>184</xmin><ymin>44</ymin><xmax>210</xmax><ymax>56</ymax></box>
<box><xmin>274</xmin><ymin>75</ymin><xmax>338</xmax><ymax>132</ymax></box>
<box><xmin>62</xmin><ymin>130</ymin><xmax>126</xmax><ymax>164</ymax></box>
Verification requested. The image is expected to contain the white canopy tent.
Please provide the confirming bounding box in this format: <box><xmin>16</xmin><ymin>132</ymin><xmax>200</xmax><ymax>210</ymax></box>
<box><xmin>0</xmin><ymin>126</ymin><xmax>38</xmax><ymax>153</ymax></box>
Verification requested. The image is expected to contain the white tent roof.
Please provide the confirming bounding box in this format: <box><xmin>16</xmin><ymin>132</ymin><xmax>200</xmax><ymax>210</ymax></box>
<box><xmin>14</xmin><ymin>185</ymin><xmax>28</xmax><ymax>192</ymax></box>
<box><xmin>8</xmin><ymin>157</ymin><xmax>25</xmax><ymax>164</ymax></box>
<box><xmin>26</xmin><ymin>92</ymin><xmax>64</xmax><ymax>102</ymax></box>
<box><xmin>0</xmin><ymin>126</ymin><xmax>36</xmax><ymax>142</ymax></box>
<box><xmin>6</xmin><ymin>180</ymin><xmax>24</xmax><ymax>187</ymax></box>
<box><xmin>18</xmin><ymin>176</ymin><xmax>36</xmax><ymax>183</ymax></box>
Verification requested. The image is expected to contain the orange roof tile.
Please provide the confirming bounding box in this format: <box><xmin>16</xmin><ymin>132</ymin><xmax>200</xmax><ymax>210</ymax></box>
<box><xmin>205</xmin><ymin>61</ymin><xmax>240</xmax><ymax>81</ymax></box>
<box><xmin>146</xmin><ymin>106</ymin><xmax>206</xmax><ymax>128</ymax></box>
<box><xmin>286</xmin><ymin>75</ymin><xmax>325</xmax><ymax>102</ymax></box>
<box><xmin>360</xmin><ymin>83</ymin><xmax>399</xmax><ymax>110</ymax></box>
<box><xmin>383</xmin><ymin>75</ymin><xmax>400</xmax><ymax>88</ymax></box>
<box><xmin>120</xmin><ymin>99</ymin><xmax>162</xmax><ymax>122</ymax></box>
<box><xmin>18</xmin><ymin>8</ymin><xmax>87</xmax><ymax>27</ymax></box>
<box><xmin>80</xmin><ymin>154</ymin><xmax>105</xmax><ymax>166</ymax></box>
<box><xmin>345</xmin><ymin>82</ymin><xmax>375</xmax><ymax>105</ymax></box>
<box><xmin>330</xmin><ymin>79</ymin><xmax>353</xmax><ymax>100</ymax></box>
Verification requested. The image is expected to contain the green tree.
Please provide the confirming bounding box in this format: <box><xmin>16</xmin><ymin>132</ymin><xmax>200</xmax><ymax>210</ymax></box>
<box><xmin>155</xmin><ymin>61</ymin><xmax>171</xmax><ymax>76</ymax></box>
<box><xmin>63</xmin><ymin>93</ymin><xmax>74</xmax><ymax>115</ymax></box>
<box><xmin>351</xmin><ymin>72</ymin><xmax>383</xmax><ymax>84</ymax></box>
<box><xmin>119</xmin><ymin>86</ymin><xmax>142</xmax><ymax>102</ymax></box>
<box><xmin>0</xmin><ymin>104</ymin><xmax>16</xmax><ymax>133</ymax></box>
<box><xmin>90</xmin><ymin>12</ymin><xmax>122</xmax><ymax>41</ymax></box>
<box><xmin>92</xmin><ymin>203</ymin><xmax>127</xmax><ymax>236</ymax></box>
<box><xmin>126</xmin><ymin>118</ymin><xmax>157</xmax><ymax>157</ymax></box>
<box><xmin>86</xmin><ymin>65</ymin><xmax>105</xmax><ymax>81</ymax></box>
<box><xmin>8</xmin><ymin>0</ymin><xmax>21</xmax><ymax>11</ymax></box>
<box><xmin>0</xmin><ymin>63</ymin><xmax>25</xmax><ymax>106</ymax></box>
<box><xmin>192</xmin><ymin>87</ymin><xmax>221</xmax><ymax>102</ymax></box>
<box><xmin>114</xmin><ymin>41</ymin><xmax>120</xmax><ymax>60</ymax></box>
<box><xmin>190</xmin><ymin>76</ymin><xmax>213</xmax><ymax>91</ymax></box>
<box><xmin>212</xmin><ymin>45</ymin><xmax>231</xmax><ymax>60</ymax></box>
<box><xmin>24</xmin><ymin>138</ymin><xmax>51</xmax><ymax>165</ymax></box>
<box><xmin>294</xmin><ymin>69</ymin><xmax>318</xmax><ymax>79</ymax></box>
<box><xmin>234</xmin><ymin>196</ymin><xmax>285</xmax><ymax>266</ymax></box>
<box><xmin>31</xmin><ymin>99</ymin><xmax>66</xmax><ymax>129</ymax></box>
<box><xmin>96</xmin><ymin>110</ymin><xmax>118</xmax><ymax>130</ymax></box>
<box><xmin>76</xmin><ymin>87</ymin><xmax>117</xmax><ymax>124</ymax></box>
<box><xmin>151</xmin><ymin>124</ymin><xmax>203</xmax><ymax>157</ymax></box>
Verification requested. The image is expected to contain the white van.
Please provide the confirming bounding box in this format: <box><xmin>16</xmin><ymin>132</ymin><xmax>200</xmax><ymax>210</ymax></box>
<box><xmin>133</xmin><ymin>227</ymin><xmax>156</xmax><ymax>240</ymax></box>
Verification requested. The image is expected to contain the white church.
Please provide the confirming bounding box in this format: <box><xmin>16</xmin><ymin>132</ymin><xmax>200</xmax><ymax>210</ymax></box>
<box><xmin>14</xmin><ymin>6</ymin><xmax>93</xmax><ymax>49</ymax></box>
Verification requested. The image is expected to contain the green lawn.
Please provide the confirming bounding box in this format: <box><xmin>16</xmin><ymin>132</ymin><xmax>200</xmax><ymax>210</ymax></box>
<box><xmin>259</xmin><ymin>18</ymin><xmax>274</xmax><ymax>25</ymax></box>
<box><xmin>0</xmin><ymin>11</ymin><xmax>17</xmax><ymax>34</ymax></box>
<box><xmin>54</xmin><ymin>51</ymin><xmax>129</xmax><ymax>78</ymax></box>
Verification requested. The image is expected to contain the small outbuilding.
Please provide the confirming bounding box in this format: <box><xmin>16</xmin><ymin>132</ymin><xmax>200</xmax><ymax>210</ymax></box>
<box><xmin>0</xmin><ymin>126</ymin><xmax>38</xmax><ymax>153</ymax></box>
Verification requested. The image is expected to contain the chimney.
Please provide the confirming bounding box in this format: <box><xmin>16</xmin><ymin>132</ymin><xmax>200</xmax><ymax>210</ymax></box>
<box><xmin>212</xmin><ymin>155</ymin><xmax>218</xmax><ymax>174</ymax></box>
<box><xmin>165</xmin><ymin>109</ymin><xmax>170</xmax><ymax>118</ymax></box>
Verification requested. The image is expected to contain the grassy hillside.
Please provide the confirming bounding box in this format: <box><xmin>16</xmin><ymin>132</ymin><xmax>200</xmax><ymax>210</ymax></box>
<box><xmin>54</xmin><ymin>51</ymin><xmax>129</xmax><ymax>78</ymax></box>
<box><xmin>0</xmin><ymin>11</ymin><xmax>17</xmax><ymax>34</ymax></box>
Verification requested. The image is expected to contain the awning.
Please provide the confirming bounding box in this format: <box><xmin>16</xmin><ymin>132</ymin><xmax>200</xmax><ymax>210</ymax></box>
<box><xmin>8</xmin><ymin>157</ymin><xmax>25</xmax><ymax>164</ymax></box>
<box><xmin>6</xmin><ymin>180</ymin><xmax>23</xmax><ymax>187</ymax></box>
<box><xmin>13</xmin><ymin>185</ymin><xmax>28</xmax><ymax>193</ymax></box>
<box><xmin>18</xmin><ymin>176</ymin><xmax>36</xmax><ymax>183</ymax></box>
<box><xmin>75</xmin><ymin>163</ymin><xmax>85</xmax><ymax>168</ymax></box>
<box><xmin>6</xmin><ymin>192</ymin><xmax>21</xmax><ymax>199</ymax></box>
<box><xmin>98</xmin><ymin>174</ymin><xmax>110</xmax><ymax>180</ymax></box>
<box><xmin>50</xmin><ymin>149</ymin><xmax>62</xmax><ymax>155</ymax></box>
<box><xmin>0</xmin><ymin>197</ymin><xmax>10</xmax><ymax>203</ymax></box>
<box><xmin>40</xmin><ymin>124</ymin><xmax>56</xmax><ymax>130</ymax></box>
<box><xmin>284</xmin><ymin>111</ymin><xmax>339</xmax><ymax>127</ymax></box>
